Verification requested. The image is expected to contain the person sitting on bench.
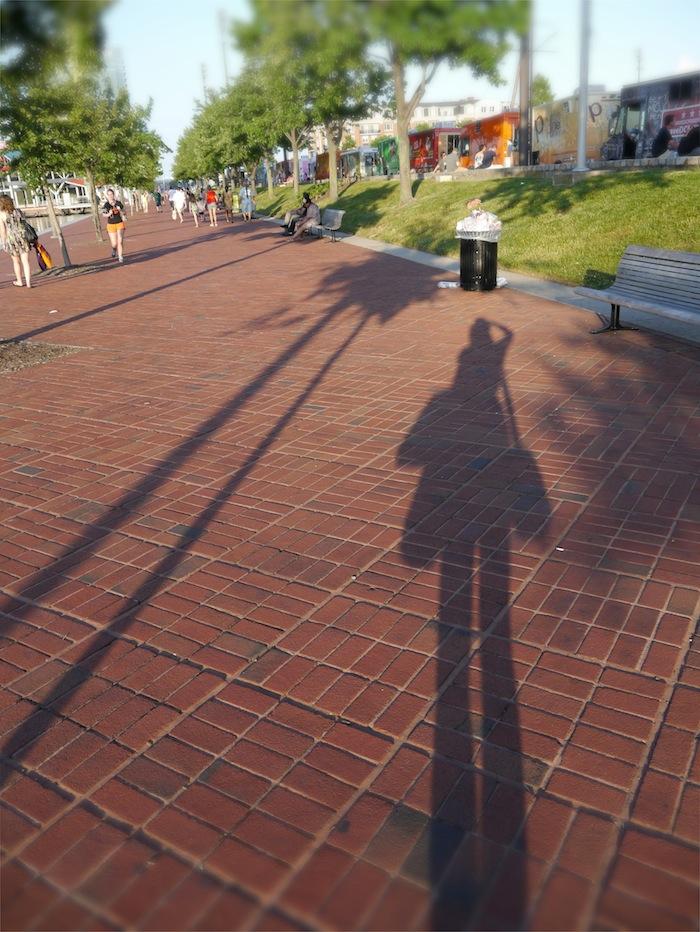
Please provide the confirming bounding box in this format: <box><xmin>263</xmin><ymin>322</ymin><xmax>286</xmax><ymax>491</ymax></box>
<box><xmin>282</xmin><ymin>192</ymin><xmax>311</xmax><ymax>235</ymax></box>
<box><xmin>289</xmin><ymin>198</ymin><xmax>321</xmax><ymax>241</ymax></box>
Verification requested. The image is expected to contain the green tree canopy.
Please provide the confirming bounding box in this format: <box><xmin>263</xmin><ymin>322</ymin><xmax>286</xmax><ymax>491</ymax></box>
<box><xmin>531</xmin><ymin>73</ymin><xmax>555</xmax><ymax>106</ymax></box>
<box><xmin>362</xmin><ymin>0</ymin><xmax>528</xmax><ymax>203</ymax></box>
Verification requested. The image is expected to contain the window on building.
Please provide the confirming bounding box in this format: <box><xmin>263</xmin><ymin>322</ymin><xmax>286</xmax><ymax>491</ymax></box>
<box><xmin>384</xmin><ymin>123</ymin><xmax>392</xmax><ymax>131</ymax></box>
<box><xmin>489</xmin><ymin>106</ymin><xmax>495</xmax><ymax>112</ymax></box>
<box><xmin>481</xmin><ymin>106</ymin><xmax>486</xmax><ymax>113</ymax></box>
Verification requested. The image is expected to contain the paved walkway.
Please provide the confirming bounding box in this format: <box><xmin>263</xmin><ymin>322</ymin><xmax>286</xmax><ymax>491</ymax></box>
<box><xmin>1</xmin><ymin>212</ymin><xmax>698</xmax><ymax>931</ymax></box>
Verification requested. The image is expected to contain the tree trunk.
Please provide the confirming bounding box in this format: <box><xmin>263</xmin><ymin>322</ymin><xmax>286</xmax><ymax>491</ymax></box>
<box><xmin>42</xmin><ymin>183</ymin><xmax>71</xmax><ymax>267</ymax></box>
<box><xmin>392</xmin><ymin>54</ymin><xmax>413</xmax><ymax>206</ymax></box>
<box><xmin>325</xmin><ymin>124</ymin><xmax>339</xmax><ymax>202</ymax></box>
<box><xmin>86</xmin><ymin>169</ymin><xmax>104</xmax><ymax>243</ymax></box>
<box><xmin>289</xmin><ymin>129</ymin><xmax>300</xmax><ymax>195</ymax></box>
<box><xmin>264</xmin><ymin>156</ymin><xmax>274</xmax><ymax>195</ymax></box>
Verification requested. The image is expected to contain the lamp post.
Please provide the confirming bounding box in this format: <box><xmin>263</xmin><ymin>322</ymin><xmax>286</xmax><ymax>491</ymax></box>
<box><xmin>574</xmin><ymin>0</ymin><xmax>591</xmax><ymax>172</ymax></box>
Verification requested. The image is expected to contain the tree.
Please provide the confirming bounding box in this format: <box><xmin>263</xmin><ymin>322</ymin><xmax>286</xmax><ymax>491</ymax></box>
<box><xmin>0</xmin><ymin>0</ymin><xmax>110</xmax><ymax>265</ymax></box>
<box><xmin>531</xmin><ymin>73</ymin><xmax>554</xmax><ymax>106</ymax></box>
<box><xmin>235</xmin><ymin>1</ymin><xmax>386</xmax><ymax>202</ymax></box>
<box><xmin>235</xmin><ymin>4</ymin><xmax>314</xmax><ymax>195</ymax></box>
<box><xmin>341</xmin><ymin>136</ymin><xmax>356</xmax><ymax>151</ymax></box>
<box><xmin>0</xmin><ymin>0</ymin><xmax>110</xmax><ymax>86</ymax></box>
<box><xmin>1</xmin><ymin>82</ymin><xmax>75</xmax><ymax>266</ymax></box>
<box><xmin>363</xmin><ymin>0</ymin><xmax>527</xmax><ymax>204</ymax></box>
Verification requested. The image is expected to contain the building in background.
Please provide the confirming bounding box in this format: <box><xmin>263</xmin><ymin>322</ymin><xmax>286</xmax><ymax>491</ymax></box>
<box><xmin>310</xmin><ymin>97</ymin><xmax>512</xmax><ymax>155</ymax></box>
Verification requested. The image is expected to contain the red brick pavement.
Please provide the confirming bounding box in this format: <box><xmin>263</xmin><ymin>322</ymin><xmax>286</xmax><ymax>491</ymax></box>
<box><xmin>0</xmin><ymin>211</ymin><xmax>698</xmax><ymax>931</ymax></box>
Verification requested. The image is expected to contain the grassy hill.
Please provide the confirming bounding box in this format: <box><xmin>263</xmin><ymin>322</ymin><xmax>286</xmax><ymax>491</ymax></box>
<box><xmin>255</xmin><ymin>170</ymin><xmax>700</xmax><ymax>287</ymax></box>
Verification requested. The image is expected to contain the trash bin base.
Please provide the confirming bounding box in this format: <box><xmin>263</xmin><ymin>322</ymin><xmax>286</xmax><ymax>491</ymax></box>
<box><xmin>460</xmin><ymin>239</ymin><xmax>498</xmax><ymax>291</ymax></box>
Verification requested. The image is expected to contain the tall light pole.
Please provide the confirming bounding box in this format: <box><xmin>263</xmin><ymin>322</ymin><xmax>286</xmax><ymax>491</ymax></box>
<box><xmin>574</xmin><ymin>0</ymin><xmax>591</xmax><ymax>172</ymax></box>
<box><xmin>518</xmin><ymin>0</ymin><xmax>532</xmax><ymax>166</ymax></box>
<box><xmin>219</xmin><ymin>9</ymin><xmax>230</xmax><ymax>86</ymax></box>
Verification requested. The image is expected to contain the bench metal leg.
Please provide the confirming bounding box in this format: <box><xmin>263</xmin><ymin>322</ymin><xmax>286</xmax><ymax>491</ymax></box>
<box><xmin>591</xmin><ymin>304</ymin><xmax>639</xmax><ymax>334</ymax></box>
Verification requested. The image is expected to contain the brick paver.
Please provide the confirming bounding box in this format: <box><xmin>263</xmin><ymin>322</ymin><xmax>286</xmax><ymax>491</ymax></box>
<box><xmin>1</xmin><ymin>212</ymin><xmax>698</xmax><ymax>931</ymax></box>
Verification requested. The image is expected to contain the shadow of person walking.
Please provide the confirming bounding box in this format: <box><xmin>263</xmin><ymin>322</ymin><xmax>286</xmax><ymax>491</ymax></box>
<box><xmin>398</xmin><ymin>318</ymin><xmax>553</xmax><ymax>929</ymax></box>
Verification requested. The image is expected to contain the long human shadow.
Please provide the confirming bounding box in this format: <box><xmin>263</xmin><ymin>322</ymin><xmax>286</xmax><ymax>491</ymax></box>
<box><xmin>398</xmin><ymin>319</ymin><xmax>552</xmax><ymax>929</ymax></box>
<box><xmin>0</xmin><ymin>247</ymin><xmax>417</xmax><ymax>786</ymax></box>
<box><xmin>0</xmin><ymin>242</ymin><xmax>283</xmax><ymax>345</ymax></box>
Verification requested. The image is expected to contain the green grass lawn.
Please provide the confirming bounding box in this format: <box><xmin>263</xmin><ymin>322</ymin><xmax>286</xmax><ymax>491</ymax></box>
<box><xmin>255</xmin><ymin>170</ymin><xmax>700</xmax><ymax>286</ymax></box>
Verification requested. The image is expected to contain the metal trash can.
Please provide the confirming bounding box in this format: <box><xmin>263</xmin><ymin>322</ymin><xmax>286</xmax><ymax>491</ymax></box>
<box><xmin>460</xmin><ymin>238</ymin><xmax>498</xmax><ymax>291</ymax></box>
<box><xmin>455</xmin><ymin>199</ymin><xmax>502</xmax><ymax>292</ymax></box>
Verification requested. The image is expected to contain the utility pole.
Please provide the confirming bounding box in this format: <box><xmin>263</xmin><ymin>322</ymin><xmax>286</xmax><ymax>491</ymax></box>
<box><xmin>636</xmin><ymin>48</ymin><xmax>642</xmax><ymax>83</ymax></box>
<box><xmin>219</xmin><ymin>9</ymin><xmax>230</xmax><ymax>86</ymax></box>
<box><xmin>574</xmin><ymin>0</ymin><xmax>591</xmax><ymax>173</ymax></box>
<box><xmin>201</xmin><ymin>63</ymin><xmax>208</xmax><ymax>101</ymax></box>
<box><xmin>518</xmin><ymin>0</ymin><xmax>532</xmax><ymax>166</ymax></box>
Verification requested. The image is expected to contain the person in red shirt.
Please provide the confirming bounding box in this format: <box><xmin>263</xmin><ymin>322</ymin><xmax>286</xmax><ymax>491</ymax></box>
<box><xmin>205</xmin><ymin>187</ymin><xmax>218</xmax><ymax>227</ymax></box>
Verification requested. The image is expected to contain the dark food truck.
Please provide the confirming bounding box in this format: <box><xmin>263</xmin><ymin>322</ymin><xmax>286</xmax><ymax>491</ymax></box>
<box><xmin>602</xmin><ymin>71</ymin><xmax>700</xmax><ymax>160</ymax></box>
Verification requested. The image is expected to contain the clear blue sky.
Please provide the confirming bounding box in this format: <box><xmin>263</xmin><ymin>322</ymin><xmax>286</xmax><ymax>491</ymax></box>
<box><xmin>104</xmin><ymin>0</ymin><xmax>700</xmax><ymax>174</ymax></box>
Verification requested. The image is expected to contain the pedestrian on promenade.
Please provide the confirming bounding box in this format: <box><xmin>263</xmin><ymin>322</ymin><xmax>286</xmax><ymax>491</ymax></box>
<box><xmin>205</xmin><ymin>186</ymin><xmax>218</xmax><ymax>227</ymax></box>
<box><xmin>140</xmin><ymin>191</ymin><xmax>150</xmax><ymax>213</ymax></box>
<box><xmin>223</xmin><ymin>186</ymin><xmax>233</xmax><ymax>223</ymax></box>
<box><xmin>172</xmin><ymin>187</ymin><xmax>187</xmax><ymax>223</ymax></box>
<box><xmin>102</xmin><ymin>188</ymin><xmax>126</xmax><ymax>263</ymax></box>
<box><xmin>153</xmin><ymin>190</ymin><xmax>162</xmax><ymax>212</ymax></box>
<box><xmin>187</xmin><ymin>190</ymin><xmax>200</xmax><ymax>228</ymax></box>
<box><xmin>239</xmin><ymin>179</ymin><xmax>254</xmax><ymax>222</ymax></box>
<box><xmin>0</xmin><ymin>194</ymin><xmax>33</xmax><ymax>287</ymax></box>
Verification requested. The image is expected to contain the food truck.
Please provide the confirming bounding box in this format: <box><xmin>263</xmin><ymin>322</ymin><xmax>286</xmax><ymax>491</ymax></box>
<box><xmin>409</xmin><ymin>126</ymin><xmax>462</xmax><ymax>172</ymax></box>
<box><xmin>339</xmin><ymin>146</ymin><xmax>380</xmax><ymax>179</ymax></box>
<box><xmin>601</xmin><ymin>72</ymin><xmax>700</xmax><ymax>160</ymax></box>
<box><xmin>458</xmin><ymin>112</ymin><xmax>519</xmax><ymax>168</ymax></box>
<box><xmin>376</xmin><ymin>136</ymin><xmax>400</xmax><ymax>175</ymax></box>
<box><xmin>532</xmin><ymin>89</ymin><xmax>619</xmax><ymax>164</ymax></box>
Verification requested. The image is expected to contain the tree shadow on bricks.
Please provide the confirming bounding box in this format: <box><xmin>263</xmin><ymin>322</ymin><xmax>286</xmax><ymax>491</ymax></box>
<box><xmin>1</xmin><ymin>242</ymin><xmax>285</xmax><ymax>345</ymax></box>
<box><xmin>397</xmin><ymin>318</ymin><xmax>553</xmax><ymax>929</ymax></box>
<box><xmin>0</xmin><ymin>247</ymin><xmax>424</xmax><ymax>805</ymax></box>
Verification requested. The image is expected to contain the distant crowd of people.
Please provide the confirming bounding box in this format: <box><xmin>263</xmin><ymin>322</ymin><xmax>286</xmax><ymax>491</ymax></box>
<box><xmin>92</xmin><ymin>175</ymin><xmax>259</xmax><ymax>264</ymax></box>
<box><xmin>164</xmin><ymin>178</ymin><xmax>256</xmax><ymax>229</ymax></box>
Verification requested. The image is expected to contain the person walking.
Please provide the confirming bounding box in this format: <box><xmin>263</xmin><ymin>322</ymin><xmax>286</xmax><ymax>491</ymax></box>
<box><xmin>239</xmin><ymin>179</ymin><xmax>253</xmax><ymax>222</ymax></box>
<box><xmin>140</xmin><ymin>191</ymin><xmax>150</xmax><ymax>213</ymax></box>
<box><xmin>223</xmin><ymin>186</ymin><xmax>233</xmax><ymax>223</ymax></box>
<box><xmin>0</xmin><ymin>194</ymin><xmax>33</xmax><ymax>287</ymax></box>
<box><xmin>102</xmin><ymin>188</ymin><xmax>126</xmax><ymax>262</ymax></box>
<box><xmin>153</xmin><ymin>190</ymin><xmax>162</xmax><ymax>213</ymax></box>
<box><xmin>187</xmin><ymin>190</ymin><xmax>200</xmax><ymax>228</ymax></box>
<box><xmin>172</xmin><ymin>187</ymin><xmax>187</xmax><ymax>223</ymax></box>
<box><xmin>205</xmin><ymin>186</ymin><xmax>218</xmax><ymax>227</ymax></box>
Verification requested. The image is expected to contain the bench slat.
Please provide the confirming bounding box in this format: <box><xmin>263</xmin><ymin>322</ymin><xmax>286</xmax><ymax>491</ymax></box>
<box><xmin>622</xmin><ymin>245</ymin><xmax>700</xmax><ymax>265</ymax></box>
<box><xmin>617</xmin><ymin>261</ymin><xmax>700</xmax><ymax>281</ymax></box>
<box><xmin>612</xmin><ymin>291</ymin><xmax>700</xmax><ymax>312</ymax></box>
<box><xmin>614</xmin><ymin>277</ymin><xmax>700</xmax><ymax>298</ymax></box>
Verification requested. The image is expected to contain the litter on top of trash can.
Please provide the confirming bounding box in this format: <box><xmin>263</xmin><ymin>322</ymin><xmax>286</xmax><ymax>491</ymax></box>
<box><xmin>455</xmin><ymin>198</ymin><xmax>502</xmax><ymax>242</ymax></box>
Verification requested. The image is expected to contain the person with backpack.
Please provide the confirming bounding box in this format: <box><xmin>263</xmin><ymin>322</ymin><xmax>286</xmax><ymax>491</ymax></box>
<box><xmin>0</xmin><ymin>194</ymin><xmax>34</xmax><ymax>287</ymax></box>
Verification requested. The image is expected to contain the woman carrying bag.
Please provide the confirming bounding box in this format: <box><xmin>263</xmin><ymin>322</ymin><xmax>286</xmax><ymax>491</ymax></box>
<box><xmin>0</xmin><ymin>194</ymin><xmax>33</xmax><ymax>287</ymax></box>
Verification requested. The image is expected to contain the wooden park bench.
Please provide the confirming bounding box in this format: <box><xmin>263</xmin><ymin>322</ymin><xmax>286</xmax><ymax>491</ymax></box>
<box><xmin>575</xmin><ymin>245</ymin><xmax>700</xmax><ymax>334</ymax></box>
<box><xmin>310</xmin><ymin>208</ymin><xmax>345</xmax><ymax>243</ymax></box>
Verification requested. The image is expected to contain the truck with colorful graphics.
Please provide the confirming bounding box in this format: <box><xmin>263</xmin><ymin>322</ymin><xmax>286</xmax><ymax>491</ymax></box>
<box><xmin>601</xmin><ymin>72</ymin><xmax>700</xmax><ymax>160</ymax></box>
<box><xmin>531</xmin><ymin>89</ymin><xmax>620</xmax><ymax>164</ymax></box>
